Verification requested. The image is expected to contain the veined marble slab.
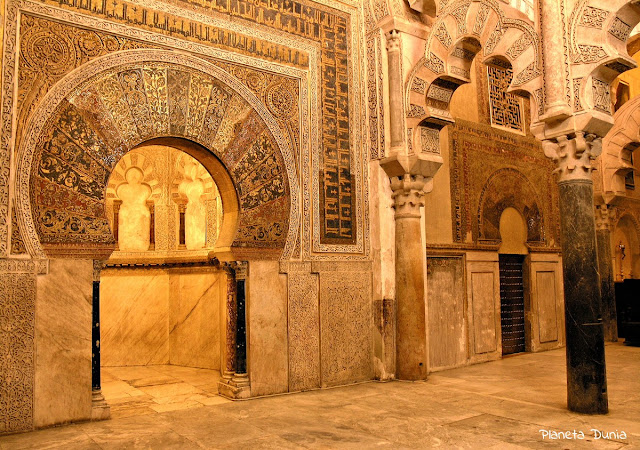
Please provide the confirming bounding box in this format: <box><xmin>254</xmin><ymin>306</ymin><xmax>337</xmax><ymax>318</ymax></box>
<box><xmin>101</xmin><ymin>268</ymin><xmax>170</xmax><ymax>366</ymax></box>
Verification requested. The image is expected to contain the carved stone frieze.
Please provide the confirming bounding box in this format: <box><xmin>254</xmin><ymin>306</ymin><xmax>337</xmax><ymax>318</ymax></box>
<box><xmin>287</xmin><ymin>269</ymin><xmax>320</xmax><ymax>391</ymax></box>
<box><xmin>319</xmin><ymin>270</ymin><xmax>373</xmax><ymax>386</ymax></box>
<box><xmin>0</xmin><ymin>265</ymin><xmax>36</xmax><ymax>434</ymax></box>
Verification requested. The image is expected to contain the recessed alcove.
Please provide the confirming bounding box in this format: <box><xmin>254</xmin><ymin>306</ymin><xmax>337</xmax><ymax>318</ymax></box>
<box><xmin>100</xmin><ymin>144</ymin><xmax>227</xmax><ymax>416</ymax></box>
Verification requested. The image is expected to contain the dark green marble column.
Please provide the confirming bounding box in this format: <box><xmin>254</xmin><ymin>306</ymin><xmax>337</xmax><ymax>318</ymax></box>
<box><xmin>596</xmin><ymin>224</ymin><xmax>618</xmax><ymax>342</ymax></box>
<box><xmin>558</xmin><ymin>180</ymin><xmax>608</xmax><ymax>414</ymax></box>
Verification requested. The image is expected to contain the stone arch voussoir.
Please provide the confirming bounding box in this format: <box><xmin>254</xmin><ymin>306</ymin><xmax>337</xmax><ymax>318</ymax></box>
<box><xmin>406</xmin><ymin>0</ymin><xmax>540</xmax><ymax>151</ymax></box>
<box><xmin>570</xmin><ymin>1</ymin><xmax>640</xmax><ymax>123</ymax></box>
<box><xmin>602</xmin><ymin>95</ymin><xmax>640</xmax><ymax>195</ymax></box>
<box><xmin>16</xmin><ymin>49</ymin><xmax>299</xmax><ymax>261</ymax></box>
<box><xmin>477</xmin><ymin>167</ymin><xmax>545</xmax><ymax>244</ymax></box>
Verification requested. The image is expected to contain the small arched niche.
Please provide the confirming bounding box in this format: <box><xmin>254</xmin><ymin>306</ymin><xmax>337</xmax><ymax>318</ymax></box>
<box><xmin>498</xmin><ymin>207</ymin><xmax>529</xmax><ymax>255</ymax></box>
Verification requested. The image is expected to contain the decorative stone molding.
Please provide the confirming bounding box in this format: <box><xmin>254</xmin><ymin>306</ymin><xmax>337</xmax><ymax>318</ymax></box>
<box><xmin>92</xmin><ymin>260</ymin><xmax>106</xmax><ymax>282</ymax></box>
<box><xmin>595</xmin><ymin>204</ymin><xmax>616</xmax><ymax>232</ymax></box>
<box><xmin>542</xmin><ymin>132</ymin><xmax>602</xmax><ymax>182</ymax></box>
<box><xmin>389</xmin><ymin>174</ymin><xmax>429</xmax><ymax>219</ymax></box>
<box><xmin>385</xmin><ymin>29</ymin><xmax>401</xmax><ymax>52</ymax></box>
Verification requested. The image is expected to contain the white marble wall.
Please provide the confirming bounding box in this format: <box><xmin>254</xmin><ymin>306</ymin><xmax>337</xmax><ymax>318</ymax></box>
<box><xmin>248</xmin><ymin>261</ymin><xmax>289</xmax><ymax>397</ymax></box>
<box><xmin>169</xmin><ymin>270</ymin><xmax>223</xmax><ymax>370</ymax></box>
<box><xmin>35</xmin><ymin>259</ymin><xmax>93</xmax><ymax>428</ymax></box>
<box><xmin>101</xmin><ymin>268</ymin><xmax>171</xmax><ymax>366</ymax></box>
<box><xmin>100</xmin><ymin>267</ymin><xmax>223</xmax><ymax>369</ymax></box>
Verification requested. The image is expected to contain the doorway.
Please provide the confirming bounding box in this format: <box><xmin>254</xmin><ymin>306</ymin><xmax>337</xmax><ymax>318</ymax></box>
<box><xmin>498</xmin><ymin>207</ymin><xmax>528</xmax><ymax>356</ymax></box>
<box><xmin>499</xmin><ymin>254</ymin><xmax>526</xmax><ymax>355</ymax></box>
<box><xmin>100</xmin><ymin>144</ymin><xmax>228</xmax><ymax>417</ymax></box>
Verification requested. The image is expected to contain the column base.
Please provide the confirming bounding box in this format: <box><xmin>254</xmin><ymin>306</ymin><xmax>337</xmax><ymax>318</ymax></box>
<box><xmin>91</xmin><ymin>390</ymin><xmax>111</xmax><ymax>421</ymax></box>
<box><xmin>218</xmin><ymin>373</ymin><xmax>251</xmax><ymax>399</ymax></box>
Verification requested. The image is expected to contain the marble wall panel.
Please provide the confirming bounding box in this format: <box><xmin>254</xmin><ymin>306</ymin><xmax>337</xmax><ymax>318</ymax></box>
<box><xmin>466</xmin><ymin>253</ymin><xmax>500</xmax><ymax>362</ymax></box>
<box><xmin>100</xmin><ymin>268</ymin><xmax>170</xmax><ymax>366</ymax></box>
<box><xmin>535</xmin><ymin>271</ymin><xmax>558</xmax><ymax>343</ymax></box>
<box><xmin>471</xmin><ymin>272</ymin><xmax>497</xmax><ymax>354</ymax></box>
<box><xmin>319</xmin><ymin>270</ymin><xmax>373</xmax><ymax>387</ymax></box>
<box><xmin>169</xmin><ymin>270</ymin><xmax>223</xmax><ymax>370</ymax></box>
<box><xmin>427</xmin><ymin>256</ymin><xmax>466</xmax><ymax>371</ymax></box>
<box><xmin>287</xmin><ymin>266</ymin><xmax>320</xmax><ymax>392</ymax></box>
<box><xmin>247</xmin><ymin>261</ymin><xmax>288</xmax><ymax>396</ymax></box>
<box><xmin>528</xmin><ymin>253</ymin><xmax>565</xmax><ymax>351</ymax></box>
<box><xmin>34</xmin><ymin>259</ymin><xmax>92</xmax><ymax>428</ymax></box>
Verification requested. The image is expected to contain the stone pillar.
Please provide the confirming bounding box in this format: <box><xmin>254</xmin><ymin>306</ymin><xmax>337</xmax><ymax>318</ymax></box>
<box><xmin>218</xmin><ymin>261</ymin><xmax>250</xmax><ymax>399</ymax></box>
<box><xmin>386</xmin><ymin>30</ymin><xmax>404</xmax><ymax>150</ymax></box>
<box><xmin>539</xmin><ymin>0</ymin><xmax>571</xmax><ymax>120</ymax></box>
<box><xmin>543</xmin><ymin>133</ymin><xmax>608</xmax><ymax>414</ymax></box>
<box><xmin>91</xmin><ymin>260</ymin><xmax>110</xmax><ymax>421</ymax></box>
<box><xmin>391</xmin><ymin>174</ymin><xmax>428</xmax><ymax>380</ymax></box>
<box><xmin>595</xmin><ymin>205</ymin><xmax>618</xmax><ymax>342</ymax></box>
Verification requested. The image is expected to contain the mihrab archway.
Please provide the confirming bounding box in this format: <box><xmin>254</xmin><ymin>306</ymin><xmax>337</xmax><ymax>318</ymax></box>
<box><xmin>15</xmin><ymin>49</ymin><xmax>299</xmax><ymax>261</ymax></box>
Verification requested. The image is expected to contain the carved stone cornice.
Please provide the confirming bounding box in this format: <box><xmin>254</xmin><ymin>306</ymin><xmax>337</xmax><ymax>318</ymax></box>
<box><xmin>389</xmin><ymin>174</ymin><xmax>428</xmax><ymax>219</ymax></box>
<box><xmin>542</xmin><ymin>132</ymin><xmax>602</xmax><ymax>182</ymax></box>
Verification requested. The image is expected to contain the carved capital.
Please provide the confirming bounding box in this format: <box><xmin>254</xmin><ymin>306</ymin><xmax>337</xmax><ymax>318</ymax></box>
<box><xmin>543</xmin><ymin>132</ymin><xmax>602</xmax><ymax>182</ymax></box>
<box><xmin>595</xmin><ymin>204</ymin><xmax>616</xmax><ymax>231</ymax></box>
<box><xmin>93</xmin><ymin>260</ymin><xmax>106</xmax><ymax>282</ymax></box>
<box><xmin>386</xmin><ymin>29</ymin><xmax>401</xmax><ymax>52</ymax></box>
<box><xmin>390</xmin><ymin>174</ymin><xmax>428</xmax><ymax>219</ymax></box>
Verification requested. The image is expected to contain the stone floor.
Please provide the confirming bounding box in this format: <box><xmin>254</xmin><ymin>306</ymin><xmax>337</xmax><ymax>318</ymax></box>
<box><xmin>101</xmin><ymin>365</ymin><xmax>228</xmax><ymax>418</ymax></box>
<box><xmin>1</xmin><ymin>342</ymin><xmax>638</xmax><ymax>449</ymax></box>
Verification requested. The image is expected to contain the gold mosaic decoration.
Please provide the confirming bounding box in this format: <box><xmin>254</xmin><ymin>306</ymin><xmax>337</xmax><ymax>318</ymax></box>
<box><xmin>30</xmin><ymin>61</ymin><xmax>291</xmax><ymax>253</ymax></box>
<box><xmin>32</xmin><ymin>0</ymin><xmax>357</xmax><ymax>245</ymax></box>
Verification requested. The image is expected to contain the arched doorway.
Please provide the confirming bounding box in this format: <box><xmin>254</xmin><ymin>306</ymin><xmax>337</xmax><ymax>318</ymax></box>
<box><xmin>14</xmin><ymin>50</ymin><xmax>299</xmax><ymax>422</ymax></box>
<box><xmin>99</xmin><ymin>143</ymin><xmax>228</xmax><ymax>416</ymax></box>
<box><xmin>498</xmin><ymin>207</ymin><xmax>528</xmax><ymax>356</ymax></box>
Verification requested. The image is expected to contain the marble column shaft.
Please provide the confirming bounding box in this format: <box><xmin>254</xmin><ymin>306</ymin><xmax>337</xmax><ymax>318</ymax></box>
<box><xmin>540</xmin><ymin>0</ymin><xmax>570</xmax><ymax>116</ymax></box>
<box><xmin>392</xmin><ymin>175</ymin><xmax>427</xmax><ymax>380</ymax></box>
<box><xmin>235</xmin><ymin>277</ymin><xmax>247</xmax><ymax>375</ymax></box>
<box><xmin>596</xmin><ymin>227</ymin><xmax>618</xmax><ymax>342</ymax></box>
<box><xmin>386</xmin><ymin>30</ymin><xmax>404</xmax><ymax>149</ymax></box>
<box><xmin>92</xmin><ymin>280</ymin><xmax>100</xmax><ymax>391</ymax></box>
<box><xmin>558</xmin><ymin>180</ymin><xmax>608</xmax><ymax>414</ymax></box>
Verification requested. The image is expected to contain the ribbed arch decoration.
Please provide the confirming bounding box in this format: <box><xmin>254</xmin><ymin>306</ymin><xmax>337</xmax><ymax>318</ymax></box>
<box><xmin>16</xmin><ymin>50</ymin><xmax>298</xmax><ymax>260</ymax></box>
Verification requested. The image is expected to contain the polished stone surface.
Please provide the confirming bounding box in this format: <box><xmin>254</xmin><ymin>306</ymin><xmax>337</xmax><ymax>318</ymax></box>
<box><xmin>558</xmin><ymin>181</ymin><xmax>607</xmax><ymax>414</ymax></box>
<box><xmin>101</xmin><ymin>365</ymin><xmax>227</xmax><ymax>418</ymax></box>
<box><xmin>3</xmin><ymin>343</ymin><xmax>637</xmax><ymax>448</ymax></box>
<box><xmin>34</xmin><ymin>259</ymin><xmax>93</xmax><ymax>428</ymax></box>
